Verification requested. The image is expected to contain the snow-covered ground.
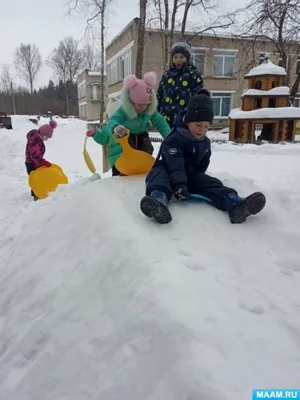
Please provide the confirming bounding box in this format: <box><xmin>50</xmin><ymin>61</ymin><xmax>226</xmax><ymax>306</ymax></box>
<box><xmin>0</xmin><ymin>116</ymin><xmax>300</xmax><ymax>400</ymax></box>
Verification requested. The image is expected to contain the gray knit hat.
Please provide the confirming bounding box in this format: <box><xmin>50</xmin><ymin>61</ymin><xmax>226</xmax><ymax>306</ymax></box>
<box><xmin>171</xmin><ymin>41</ymin><xmax>191</xmax><ymax>62</ymax></box>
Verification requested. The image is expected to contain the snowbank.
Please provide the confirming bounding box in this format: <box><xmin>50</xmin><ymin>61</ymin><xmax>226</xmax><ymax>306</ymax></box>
<box><xmin>0</xmin><ymin>116</ymin><xmax>300</xmax><ymax>399</ymax></box>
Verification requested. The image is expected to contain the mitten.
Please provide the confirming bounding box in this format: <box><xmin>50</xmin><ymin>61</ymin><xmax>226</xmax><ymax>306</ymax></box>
<box><xmin>86</xmin><ymin>129</ymin><xmax>96</xmax><ymax>137</ymax></box>
<box><xmin>41</xmin><ymin>160</ymin><xmax>51</xmax><ymax>168</ymax></box>
<box><xmin>114</xmin><ymin>125</ymin><xmax>127</xmax><ymax>138</ymax></box>
<box><xmin>174</xmin><ymin>185</ymin><xmax>190</xmax><ymax>201</ymax></box>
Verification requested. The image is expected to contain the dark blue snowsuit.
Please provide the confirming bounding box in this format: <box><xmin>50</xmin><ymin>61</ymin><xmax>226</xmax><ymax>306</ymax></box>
<box><xmin>145</xmin><ymin>114</ymin><xmax>237</xmax><ymax>211</ymax></box>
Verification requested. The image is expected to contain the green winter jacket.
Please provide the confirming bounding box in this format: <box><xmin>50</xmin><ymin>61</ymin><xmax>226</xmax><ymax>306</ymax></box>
<box><xmin>93</xmin><ymin>87</ymin><xmax>171</xmax><ymax>167</ymax></box>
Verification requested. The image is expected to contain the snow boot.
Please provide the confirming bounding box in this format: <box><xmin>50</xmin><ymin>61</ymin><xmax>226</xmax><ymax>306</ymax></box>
<box><xmin>140</xmin><ymin>190</ymin><xmax>172</xmax><ymax>224</ymax></box>
<box><xmin>225</xmin><ymin>192</ymin><xmax>266</xmax><ymax>224</ymax></box>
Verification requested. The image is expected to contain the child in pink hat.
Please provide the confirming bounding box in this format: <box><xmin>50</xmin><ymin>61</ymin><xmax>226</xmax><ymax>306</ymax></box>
<box><xmin>25</xmin><ymin>119</ymin><xmax>57</xmax><ymax>200</ymax></box>
<box><xmin>87</xmin><ymin>71</ymin><xmax>171</xmax><ymax>176</ymax></box>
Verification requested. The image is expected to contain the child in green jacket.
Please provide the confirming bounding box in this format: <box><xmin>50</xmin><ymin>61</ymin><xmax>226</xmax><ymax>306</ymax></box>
<box><xmin>86</xmin><ymin>72</ymin><xmax>171</xmax><ymax>176</ymax></box>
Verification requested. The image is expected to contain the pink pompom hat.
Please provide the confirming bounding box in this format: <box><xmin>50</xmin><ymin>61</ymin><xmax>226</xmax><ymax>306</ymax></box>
<box><xmin>123</xmin><ymin>72</ymin><xmax>157</xmax><ymax>104</ymax></box>
<box><xmin>38</xmin><ymin>120</ymin><xmax>57</xmax><ymax>138</ymax></box>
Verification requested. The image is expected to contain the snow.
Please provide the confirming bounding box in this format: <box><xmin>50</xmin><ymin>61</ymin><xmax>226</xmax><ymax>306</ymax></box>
<box><xmin>242</xmin><ymin>86</ymin><xmax>290</xmax><ymax>97</ymax></box>
<box><xmin>245</xmin><ymin>59</ymin><xmax>286</xmax><ymax>78</ymax></box>
<box><xmin>88</xmin><ymin>71</ymin><xmax>106</xmax><ymax>76</ymax></box>
<box><xmin>1</xmin><ymin>116</ymin><xmax>300</xmax><ymax>399</ymax></box>
<box><xmin>229</xmin><ymin>106</ymin><xmax>300</xmax><ymax>119</ymax></box>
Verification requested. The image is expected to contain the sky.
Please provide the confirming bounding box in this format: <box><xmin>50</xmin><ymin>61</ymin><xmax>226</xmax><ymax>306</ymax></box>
<box><xmin>1</xmin><ymin>0</ymin><xmax>242</xmax><ymax>90</ymax></box>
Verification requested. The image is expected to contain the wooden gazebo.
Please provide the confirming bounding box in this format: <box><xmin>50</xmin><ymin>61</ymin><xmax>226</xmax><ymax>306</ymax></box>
<box><xmin>229</xmin><ymin>57</ymin><xmax>300</xmax><ymax>143</ymax></box>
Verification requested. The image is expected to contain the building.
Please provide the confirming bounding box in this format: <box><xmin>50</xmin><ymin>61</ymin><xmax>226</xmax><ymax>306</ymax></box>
<box><xmin>76</xmin><ymin>69</ymin><xmax>107</xmax><ymax>121</ymax></box>
<box><xmin>105</xmin><ymin>18</ymin><xmax>300</xmax><ymax>128</ymax></box>
<box><xmin>229</xmin><ymin>57</ymin><xmax>300</xmax><ymax>142</ymax></box>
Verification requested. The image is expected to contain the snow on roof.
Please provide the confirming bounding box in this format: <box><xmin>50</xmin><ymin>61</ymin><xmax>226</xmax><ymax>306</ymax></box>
<box><xmin>88</xmin><ymin>71</ymin><xmax>107</xmax><ymax>76</ymax></box>
<box><xmin>242</xmin><ymin>86</ymin><xmax>290</xmax><ymax>97</ymax></box>
<box><xmin>229</xmin><ymin>107</ymin><xmax>300</xmax><ymax>120</ymax></box>
<box><xmin>245</xmin><ymin>58</ymin><xmax>286</xmax><ymax>78</ymax></box>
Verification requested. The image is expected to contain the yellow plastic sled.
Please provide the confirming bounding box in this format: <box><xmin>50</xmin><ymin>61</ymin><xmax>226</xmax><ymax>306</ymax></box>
<box><xmin>83</xmin><ymin>136</ymin><xmax>97</xmax><ymax>174</ymax></box>
<box><xmin>29</xmin><ymin>163</ymin><xmax>68</xmax><ymax>199</ymax></box>
<box><xmin>114</xmin><ymin>130</ymin><xmax>155</xmax><ymax>176</ymax></box>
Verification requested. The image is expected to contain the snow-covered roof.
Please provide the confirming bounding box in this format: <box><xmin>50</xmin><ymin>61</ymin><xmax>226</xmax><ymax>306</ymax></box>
<box><xmin>229</xmin><ymin>107</ymin><xmax>300</xmax><ymax>120</ymax></box>
<box><xmin>242</xmin><ymin>86</ymin><xmax>290</xmax><ymax>97</ymax></box>
<box><xmin>245</xmin><ymin>58</ymin><xmax>286</xmax><ymax>78</ymax></box>
<box><xmin>88</xmin><ymin>71</ymin><xmax>107</xmax><ymax>76</ymax></box>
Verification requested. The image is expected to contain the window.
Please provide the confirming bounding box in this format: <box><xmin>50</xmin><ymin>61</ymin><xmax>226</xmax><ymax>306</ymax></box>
<box><xmin>259</xmin><ymin>53</ymin><xmax>265</xmax><ymax>64</ymax></box>
<box><xmin>91</xmin><ymin>85</ymin><xmax>99</xmax><ymax>100</ymax></box>
<box><xmin>211</xmin><ymin>92</ymin><xmax>232</xmax><ymax>117</ymax></box>
<box><xmin>293</xmin><ymin>98</ymin><xmax>300</xmax><ymax>107</ymax></box>
<box><xmin>254</xmin><ymin>98</ymin><xmax>262</xmax><ymax>109</ymax></box>
<box><xmin>78</xmin><ymin>84</ymin><xmax>86</xmax><ymax>99</ymax></box>
<box><xmin>255</xmin><ymin>81</ymin><xmax>262</xmax><ymax>90</ymax></box>
<box><xmin>296</xmin><ymin>58</ymin><xmax>300</xmax><ymax>75</ymax></box>
<box><xmin>191</xmin><ymin>48</ymin><xmax>206</xmax><ymax>75</ymax></box>
<box><xmin>120</xmin><ymin>51</ymin><xmax>132</xmax><ymax>79</ymax></box>
<box><xmin>278</xmin><ymin>58</ymin><xmax>284</xmax><ymax>68</ymax></box>
<box><xmin>107</xmin><ymin>60</ymin><xmax>118</xmax><ymax>85</ymax></box>
<box><xmin>214</xmin><ymin>51</ymin><xmax>235</xmax><ymax>77</ymax></box>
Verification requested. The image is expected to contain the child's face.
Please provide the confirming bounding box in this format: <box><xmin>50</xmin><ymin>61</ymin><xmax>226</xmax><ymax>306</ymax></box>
<box><xmin>173</xmin><ymin>54</ymin><xmax>187</xmax><ymax>70</ymax></box>
<box><xmin>187</xmin><ymin>121</ymin><xmax>210</xmax><ymax>139</ymax></box>
<box><xmin>134</xmin><ymin>103</ymin><xmax>148</xmax><ymax>113</ymax></box>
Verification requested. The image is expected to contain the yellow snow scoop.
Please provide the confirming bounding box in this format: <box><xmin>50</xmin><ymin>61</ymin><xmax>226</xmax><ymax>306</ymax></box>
<box><xmin>114</xmin><ymin>129</ymin><xmax>155</xmax><ymax>176</ymax></box>
<box><xmin>28</xmin><ymin>163</ymin><xmax>68</xmax><ymax>199</ymax></box>
<box><xmin>83</xmin><ymin>136</ymin><xmax>96</xmax><ymax>174</ymax></box>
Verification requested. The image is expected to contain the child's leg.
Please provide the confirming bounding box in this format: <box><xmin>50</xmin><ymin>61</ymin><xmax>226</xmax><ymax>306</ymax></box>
<box><xmin>188</xmin><ymin>172</ymin><xmax>266</xmax><ymax>223</ymax></box>
<box><xmin>128</xmin><ymin>133</ymin><xmax>154</xmax><ymax>155</ymax></box>
<box><xmin>140</xmin><ymin>165</ymin><xmax>172</xmax><ymax>224</ymax></box>
<box><xmin>25</xmin><ymin>162</ymin><xmax>38</xmax><ymax>200</ymax></box>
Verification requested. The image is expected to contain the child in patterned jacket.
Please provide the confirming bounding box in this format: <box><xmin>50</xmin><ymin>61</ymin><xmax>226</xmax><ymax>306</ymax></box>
<box><xmin>157</xmin><ymin>41</ymin><xmax>204</xmax><ymax>128</ymax></box>
<box><xmin>25</xmin><ymin>119</ymin><xmax>57</xmax><ymax>200</ymax></box>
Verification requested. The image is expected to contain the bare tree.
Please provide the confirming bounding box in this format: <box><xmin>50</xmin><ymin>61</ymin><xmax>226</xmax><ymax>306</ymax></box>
<box><xmin>239</xmin><ymin>0</ymin><xmax>300</xmax><ymax>102</ymax></box>
<box><xmin>47</xmin><ymin>36</ymin><xmax>85</xmax><ymax>114</ymax></box>
<box><xmin>136</xmin><ymin>0</ymin><xmax>148</xmax><ymax>78</ymax></box>
<box><xmin>67</xmin><ymin>0</ymin><xmax>112</xmax><ymax>124</ymax></box>
<box><xmin>47</xmin><ymin>37</ymin><xmax>85</xmax><ymax>82</ymax></box>
<box><xmin>14</xmin><ymin>44</ymin><xmax>42</xmax><ymax>94</ymax></box>
<box><xmin>83</xmin><ymin>43</ymin><xmax>102</xmax><ymax>70</ymax></box>
<box><xmin>1</xmin><ymin>65</ymin><xmax>12</xmax><ymax>93</ymax></box>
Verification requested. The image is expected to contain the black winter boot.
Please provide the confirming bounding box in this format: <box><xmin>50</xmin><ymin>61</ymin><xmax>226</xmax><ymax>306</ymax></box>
<box><xmin>140</xmin><ymin>190</ymin><xmax>172</xmax><ymax>224</ymax></box>
<box><xmin>227</xmin><ymin>192</ymin><xmax>266</xmax><ymax>224</ymax></box>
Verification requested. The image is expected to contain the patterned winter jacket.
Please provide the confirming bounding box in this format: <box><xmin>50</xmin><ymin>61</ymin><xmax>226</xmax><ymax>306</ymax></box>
<box><xmin>25</xmin><ymin>130</ymin><xmax>46</xmax><ymax>168</ymax></box>
<box><xmin>157</xmin><ymin>63</ymin><xmax>204</xmax><ymax>127</ymax></box>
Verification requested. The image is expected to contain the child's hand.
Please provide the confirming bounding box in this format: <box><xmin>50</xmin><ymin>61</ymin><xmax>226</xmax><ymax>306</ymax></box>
<box><xmin>42</xmin><ymin>160</ymin><xmax>51</xmax><ymax>168</ymax></box>
<box><xmin>174</xmin><ymin>185</ymin><xmax>190</xmax><ymax>201</ymax></box>
<box><xmin>114</xmin><ymin>125</ymin><xmax>126</xmax><ymax>138</ymax></box>
<box><xmin>86</xmin><ymin>129</ymin><xmax>96</xmax><ymax>137</ymax></box>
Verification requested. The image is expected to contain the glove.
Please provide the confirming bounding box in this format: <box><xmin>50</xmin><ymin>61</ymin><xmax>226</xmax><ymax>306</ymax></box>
<box><xmin>174</xmin><ymin>185</ymin><xmax>190</xmax><ymax>201</ymax></box>
<box><xmin>114</xmin><ymin>125</ymin><xmax>127</xmax><ymax>138</ymax></box>
<box><xmin>41</xmin><ymin>160</ymin><xmax>51</xmax><ymax>168</ymax></box>
<box><xmin>86</xmin><ymin>129</ymin><xmax>96</xmax><ymax>137</ymax></box>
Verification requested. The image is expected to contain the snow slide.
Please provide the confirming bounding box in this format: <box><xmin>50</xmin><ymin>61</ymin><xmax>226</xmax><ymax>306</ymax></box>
<box><xmin>0</xmin><ymin>173</ymin><xmax>300</xmax><ymax>400</ymax></box>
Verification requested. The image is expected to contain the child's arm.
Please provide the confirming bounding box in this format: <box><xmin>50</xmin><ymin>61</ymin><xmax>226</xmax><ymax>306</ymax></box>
<box><xmin>198</xmin><ymin>147</ymin><xmax>211</xmax><ymax>173</ymax></box>
<box><xmin>160</xmin><ymin>133</ymin><xmax>187</xmax><ymax>189</ymax></box>
<box><xmin>92</xmin><ymin>124</ymin><xmax>110</xmax><ymax>145</ymax></box>
<box><xmin>190</xmin><ymin>69</ymin><xmax>204</xmax><ymax>96</ymax></box>
<box><xmin>156</xmin><ymin>72</ymin><xmax>167</xmax><ymax>111</ymax></box>
<box><xmin>150</xmin><ymin>110</ymin><xmax>171</xmax><ymax>138</ymax></box>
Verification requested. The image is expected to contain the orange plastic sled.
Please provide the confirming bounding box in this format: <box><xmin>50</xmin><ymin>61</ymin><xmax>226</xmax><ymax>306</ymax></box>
<box><xmin>28</xmin><ymin>163</ymin><xmax>68</xmax><ymax>199</ymax></box>
<box><xmin>114</xmin><ymin>130</ymin><xmax>155</xmax><ymax>176</ymax></box>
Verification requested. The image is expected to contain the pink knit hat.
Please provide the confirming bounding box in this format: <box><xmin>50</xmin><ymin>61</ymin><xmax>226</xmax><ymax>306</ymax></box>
<box><xmin>124</xmin><ymin>72</ymin><xmax>157</xmax><ymax>104</ymax></box>
<box><xmin>39</xmin><ymin>120</ymin><xmax>57</xmax><ymax>138</ymax></box>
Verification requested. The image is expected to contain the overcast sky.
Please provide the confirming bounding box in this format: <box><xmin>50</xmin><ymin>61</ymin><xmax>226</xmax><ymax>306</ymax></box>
<box><xmin>1</xmin><ymin>0</ymin><xmax>242</xmax><ymax>89</ymax></box>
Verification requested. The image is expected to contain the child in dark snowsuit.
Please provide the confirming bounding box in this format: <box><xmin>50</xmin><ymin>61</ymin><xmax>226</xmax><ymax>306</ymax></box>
<box><xmin>25</xmin><ymin>119</ymin><xmax>57</xmax><ymax>200</ymax></box>
<box><xmin>157</xmin><ymin>41</ymin><xmax>204</xmax><ymax>128</ymax></box>
<box><xmin>140</xmin><ymin>89</ymin><xmax>266</xmax><ymax>224</ymax></box>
